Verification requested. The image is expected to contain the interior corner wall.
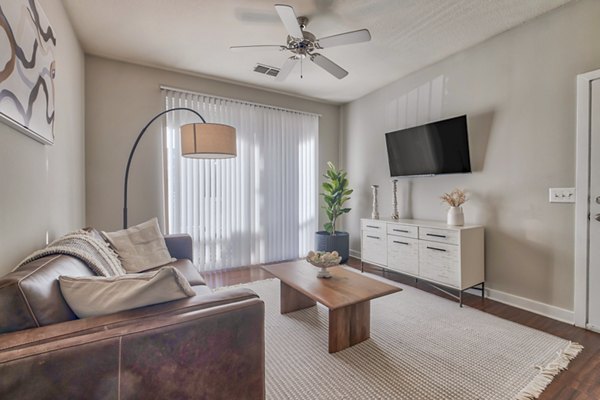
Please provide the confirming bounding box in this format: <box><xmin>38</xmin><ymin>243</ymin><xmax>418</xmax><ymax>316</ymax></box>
<box><xmin>340</xmin><ymin>0</ymin><xmax>600</xmax><ymax>312</ymax></box>
<box><xmin>0</xmin><ymin>0</ymin><xmax>85</xmax><ymax>276</ymax></box>
<box><xmin>84</xmin><ymin>56</ymin><xmax>340</xmax><ymax>232</ymax></box>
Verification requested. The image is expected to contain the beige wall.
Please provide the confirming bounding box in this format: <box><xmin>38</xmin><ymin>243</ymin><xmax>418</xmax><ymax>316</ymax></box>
<box><xmin>341</xmin><ymin>0</ymin><xmax>600</xmax><ymax>311</ymax></box>
<box><xmin>85</xmin><ymin>56</ymin><xmax>340</xmax><ymax>231</ymax></box>
<box><xmin>0</xmin><ymin>0</ymin><xmax>85</xmax><ymax>275</ymax></box>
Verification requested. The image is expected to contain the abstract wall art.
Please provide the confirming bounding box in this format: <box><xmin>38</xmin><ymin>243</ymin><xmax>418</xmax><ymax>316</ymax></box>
<box><xmin>0</xmin><ymin>0</ymin><xmax>56</xmax><ymax>145</ymax></box>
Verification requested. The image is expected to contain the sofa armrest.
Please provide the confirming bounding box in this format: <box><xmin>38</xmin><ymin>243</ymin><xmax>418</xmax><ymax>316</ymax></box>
<box><xmin>0</xmin><ymin>289</ymin><xmax>264</xmax><ymax>400</ymax></box>
<box><xmin>0</xmin><ymin>288</ymin><xmax>258</xmax><ymax>350</ymax></box>
<box><xmin>164</xmin><ymin>233</ymin><xmax>193</xmax><ymax>261</ymax></box>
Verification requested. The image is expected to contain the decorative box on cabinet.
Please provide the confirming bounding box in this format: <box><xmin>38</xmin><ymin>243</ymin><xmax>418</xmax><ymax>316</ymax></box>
<box><xmin>360</xmin><ymin>218</ymin><xmax>484</xmax><ymax>307</ymax></box>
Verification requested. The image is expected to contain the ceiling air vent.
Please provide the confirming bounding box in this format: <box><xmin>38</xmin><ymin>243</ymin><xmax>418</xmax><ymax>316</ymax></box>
<box><xmin>253</xmin><ymin>64</ymin><xmax>279</xmax><ymax>78</ymax></box>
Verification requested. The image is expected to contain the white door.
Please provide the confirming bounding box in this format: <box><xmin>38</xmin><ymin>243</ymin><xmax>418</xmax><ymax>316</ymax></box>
<box><xmin>588</xmin><ymin>79</ymin><xmax>600</xmax><ymax>329</ymax></box>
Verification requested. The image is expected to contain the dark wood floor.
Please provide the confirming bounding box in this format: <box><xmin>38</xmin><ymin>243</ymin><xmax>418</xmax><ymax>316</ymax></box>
<box><xmin>201</xmin><ymin>257</ymin><xmax>600</xmax><ymax>400</ymax></box>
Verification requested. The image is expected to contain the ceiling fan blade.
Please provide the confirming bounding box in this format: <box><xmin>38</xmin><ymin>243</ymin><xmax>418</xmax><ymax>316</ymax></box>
<box><xmin>275</xmin><ymin>57</ymin><xmax>298</xmax><ymax>81</ymax></box>
<box><xmin>310</xmin><ymin>53</ymin><xmax>348</xmax><ymax>79</ymax></box>
<box><xmin>230</xmin><ymin>45</ymin><xmax>287</xmax><ymax>51</ymax></box>
<box><xmin>317</xmin><ymin>29</ymin><xmax>371</xmax><ymax>48</ymax></box>
<box><xmin>274</xmin><ymin>4</ymin><xmax>303</xmax><ymax>39</ymax></box>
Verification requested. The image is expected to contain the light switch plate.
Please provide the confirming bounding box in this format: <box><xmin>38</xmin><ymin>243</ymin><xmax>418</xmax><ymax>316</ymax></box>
<box><xmin>549</xmin><ymin>188</ymin><xmax>575</xmax><ymax>203</ymax></box>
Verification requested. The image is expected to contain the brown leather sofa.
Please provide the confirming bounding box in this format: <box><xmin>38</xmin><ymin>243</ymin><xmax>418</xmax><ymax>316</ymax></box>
<box><xmin>0</xmin><ymin>234</ymin><xmax>265</xmax><ymax>399</ymax></box>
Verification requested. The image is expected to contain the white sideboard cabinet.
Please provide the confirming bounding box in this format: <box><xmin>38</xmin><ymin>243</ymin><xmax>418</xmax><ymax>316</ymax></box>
<box><xmin>360</xmin><ymin>218</ymin><xmax>484</xmax><ymax>306</ymax></box>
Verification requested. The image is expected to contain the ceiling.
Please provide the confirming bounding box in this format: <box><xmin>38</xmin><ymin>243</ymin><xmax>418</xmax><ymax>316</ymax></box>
<box><xmin>62</xmin><ymin>0</ymin><xmax>572</xmax><ymax>104</ymax></box>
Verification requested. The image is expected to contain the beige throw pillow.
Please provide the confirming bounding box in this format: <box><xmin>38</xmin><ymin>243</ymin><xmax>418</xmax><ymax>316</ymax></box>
<box><xmin>102</xmin><ymin>218</ymin><xmax>175</xmax><ymax>273</ymax></box>
<box><xmin>59</xmin><ymin>266</ymin><xmax>196</xmax><ymax>318</ymax></box>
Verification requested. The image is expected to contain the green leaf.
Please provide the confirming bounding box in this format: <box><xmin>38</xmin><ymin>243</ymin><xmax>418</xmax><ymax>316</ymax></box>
<box><xmin>324</xmin><ymin>222</ymin><xmax>333</xmax><ymax>234</ymax></box>
<box><xmin>340</xmin><ymin>208</ymin><xmax>351</xmax><ymax>214</ymax></box>
<box><xmin>321</xmin><ymin>182</ymin><xmax>333</xmax><ymax>193</ymax></box>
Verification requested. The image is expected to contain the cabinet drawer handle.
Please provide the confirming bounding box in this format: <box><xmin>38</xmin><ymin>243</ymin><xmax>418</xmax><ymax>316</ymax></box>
<box><xmin>393</xmin><ymin>240</ymin><xmax>409</xmax><ymax>245</ymax></box>
<box><xmin>367</xmin><ymin>235</ymin><xmax>380</xmax><ymax>240</ymax></box>
<box><xmin>366</xmin><ymin>225</ymin><xmax>380</xmax><ymax>229</ymax></box>
<box><xmin>426</xmin><ymin>233</ymin><xmax>447</xmax><ymax>238</ymax></box>
<box><xmin>393</xmin><ymin>229</ymin><xmax>409</xmax><ymax>233</ymax></box>
<box><xmin>427</xmin><ymin>246</ymin><xmax>447</xmax><ymax>252</ymax></box>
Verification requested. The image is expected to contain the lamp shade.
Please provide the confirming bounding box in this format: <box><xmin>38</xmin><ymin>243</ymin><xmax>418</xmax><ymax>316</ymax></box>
<box><xmin>180</xmin><ymin>123</ymin><xmax>237</xmax><ymax>159</ymax></box>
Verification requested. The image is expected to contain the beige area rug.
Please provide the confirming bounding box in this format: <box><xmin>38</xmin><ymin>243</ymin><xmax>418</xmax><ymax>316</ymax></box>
<box><xmin>231</xmin><ymin>270</ymin><xmax>581</xmax><ymax>400</ymax></box>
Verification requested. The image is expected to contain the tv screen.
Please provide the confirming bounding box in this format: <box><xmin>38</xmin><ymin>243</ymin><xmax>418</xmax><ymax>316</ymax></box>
<box><xmin>385</xmin><ymin>115</ymin><xmax>471</xmax><ymax>177</ymax></box>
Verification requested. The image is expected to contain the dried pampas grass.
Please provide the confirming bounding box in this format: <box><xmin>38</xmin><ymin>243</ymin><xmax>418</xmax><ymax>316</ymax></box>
<box><xmin>441</xmin><ymin>188</ymin><xmax>467</xmax><ymax>207</ymax></box>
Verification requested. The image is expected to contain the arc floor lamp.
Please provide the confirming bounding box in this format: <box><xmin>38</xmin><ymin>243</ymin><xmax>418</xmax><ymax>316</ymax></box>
<box><xmin>123</xmin><ymin>107</ymin><xmax>236</xmax><ymax>228</ymax></box>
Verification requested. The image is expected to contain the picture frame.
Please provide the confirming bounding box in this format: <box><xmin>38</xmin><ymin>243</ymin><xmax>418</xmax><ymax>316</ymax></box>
<box><xmin>0</xmin><ymin>0</ymin><xmax>57</xmax><ymax>145</ymax></box>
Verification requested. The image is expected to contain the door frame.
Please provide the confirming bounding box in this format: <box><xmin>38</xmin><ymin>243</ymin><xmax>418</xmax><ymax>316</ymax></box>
<box><xmin>574</xmin><ymin>69</ymin><xmax>600</xmax><ymax>328</ymax></box>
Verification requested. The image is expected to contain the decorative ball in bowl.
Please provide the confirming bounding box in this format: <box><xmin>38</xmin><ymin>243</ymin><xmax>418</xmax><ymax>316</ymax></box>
<box><xmin>306</xmin><ymin>251</ymin><xmax>342</xmax><ymax>279</ymax></box>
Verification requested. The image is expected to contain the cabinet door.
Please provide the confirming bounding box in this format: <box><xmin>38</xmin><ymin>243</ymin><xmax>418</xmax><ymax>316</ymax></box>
<box><xmin>361</xmin><ymin>231</ymin><xmax>387</xmax><ymax>266</ymax></box>
<box><xmin>387</xmin><ymin>236</ymin><xmax>419</xmax><ymax>276</ymax></box>
<box><xmin>419</xmin><ymin>241</ymin><xmax>460</xmax><ymax>288</ymax></box>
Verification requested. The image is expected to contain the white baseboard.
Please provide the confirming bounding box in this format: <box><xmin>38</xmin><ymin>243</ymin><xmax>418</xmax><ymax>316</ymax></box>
<box><xmin>483</xmin><ymin>288</ymin><xmax>574</xmax><ymax>324</ymax></box>
<box><xmin>585</xmin><ymin>324</ymin><xmax>600</xmax><ymax>333</ymax></box>
<box><xmin>350</xmin><ymin>248</ymin><xmax>574</xmax><ymax>324</ymax></box>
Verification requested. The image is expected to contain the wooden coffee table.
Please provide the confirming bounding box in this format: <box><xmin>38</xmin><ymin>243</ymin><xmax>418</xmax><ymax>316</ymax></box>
<box><xmin>263</xmin><ymin>260</ymin><xmax>402</xmax><ymax>353</ymax></box>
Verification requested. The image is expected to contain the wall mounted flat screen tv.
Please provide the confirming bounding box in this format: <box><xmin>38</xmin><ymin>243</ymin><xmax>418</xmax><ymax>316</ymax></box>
<box><xmin>385</xmin><ymin>115</ymin><xmax>471</xmax><ymax>177</ymax></box>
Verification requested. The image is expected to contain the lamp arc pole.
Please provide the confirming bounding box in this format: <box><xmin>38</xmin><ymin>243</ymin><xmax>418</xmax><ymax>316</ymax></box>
<box><xmin>123</xmin><ymin>107</ymin><xmax>206</xmax><ymax>229</ymax></box>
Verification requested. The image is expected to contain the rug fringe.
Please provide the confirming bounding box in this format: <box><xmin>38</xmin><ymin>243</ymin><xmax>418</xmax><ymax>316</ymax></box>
<box><xmin>514</xmin><ymin>341</ymin><xmax>583</xmax><ymax>400</ymax></box>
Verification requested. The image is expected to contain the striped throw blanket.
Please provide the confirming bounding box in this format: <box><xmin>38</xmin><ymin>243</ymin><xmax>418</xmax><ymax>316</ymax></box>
<box><xmin>14</xmin><ymin>231</ymin><xmax>126</xmax><ymax>276</ymax></box>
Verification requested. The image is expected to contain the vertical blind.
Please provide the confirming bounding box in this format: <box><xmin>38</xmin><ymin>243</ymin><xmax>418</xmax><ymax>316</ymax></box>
<box><xmin>163</xmin><ymin>89</ymin><xmax>319</xmax><ymax>271</ymax></box>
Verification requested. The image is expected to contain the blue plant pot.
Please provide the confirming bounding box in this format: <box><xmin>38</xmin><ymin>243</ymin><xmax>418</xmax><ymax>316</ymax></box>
<box><xmin>314</xmin><ymin>231</ymin><xmax>350</xmax><ymax>264</ymax></box>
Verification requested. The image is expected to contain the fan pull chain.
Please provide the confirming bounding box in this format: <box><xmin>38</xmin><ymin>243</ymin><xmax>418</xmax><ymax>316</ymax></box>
<box><xmin>300</xmin><ymin>57</ymin><xmax>303</xmax><ymax>79</ymax></box>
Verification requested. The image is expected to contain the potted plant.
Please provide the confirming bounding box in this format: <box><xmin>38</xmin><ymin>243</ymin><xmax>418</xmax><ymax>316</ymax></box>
<box><xmin>315</xmin><ymin>162</ymin><xmax>353</xmax><ymax>263</ymax></box>
<box><xmin>440</xmin><ymin>188</ymin><xmax>467</xmax><ymax>226</ymax></box>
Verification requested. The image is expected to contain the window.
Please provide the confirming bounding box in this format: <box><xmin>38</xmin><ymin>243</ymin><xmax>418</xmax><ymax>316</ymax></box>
<box><xmin>163</xmin><ymin>89</ymin><xmax>318</xmax><ymax>271</ymax></box>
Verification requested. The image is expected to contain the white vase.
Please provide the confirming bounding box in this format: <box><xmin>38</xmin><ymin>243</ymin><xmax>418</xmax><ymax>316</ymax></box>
<box><xmin>447</xmin><ymin>206</ymin><xmax>464</xmax><ymax>226</ymax></box>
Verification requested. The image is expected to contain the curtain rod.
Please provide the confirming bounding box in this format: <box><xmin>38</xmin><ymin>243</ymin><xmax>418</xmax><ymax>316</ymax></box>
<box><xmin>160</xmin><ymin>85</ymin><xmax>322</xmax><ymax>118</ymax></box>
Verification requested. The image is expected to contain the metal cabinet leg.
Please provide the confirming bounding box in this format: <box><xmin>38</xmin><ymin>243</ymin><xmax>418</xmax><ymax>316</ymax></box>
<box><xmin>481</xmin><ymin>282</ymin><xmax>485</xmax><ymax>300</ymax></box>
<box><xmin>361</xmin><ymin>261</ymin><xmax>364</xmax><ymax>273</ymax></box>
<box><xmin>459</xmin><ymin>290</ymin><xmax>463</xmax><ymax>308</ymax></box>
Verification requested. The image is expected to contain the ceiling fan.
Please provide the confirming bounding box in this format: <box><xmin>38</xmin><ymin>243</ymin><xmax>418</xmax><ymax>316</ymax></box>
<box><xmin>230</xmin><ymin>4</ymin><xmax>371</xmax><ymax>81</ymax></box>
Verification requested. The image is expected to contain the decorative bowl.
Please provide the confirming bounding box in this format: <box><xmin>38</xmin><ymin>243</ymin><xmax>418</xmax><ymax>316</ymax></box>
<box><xmin>306</xmin><ymin>251</ymin><xmax>342</xmax><ymax>279</ymax></box>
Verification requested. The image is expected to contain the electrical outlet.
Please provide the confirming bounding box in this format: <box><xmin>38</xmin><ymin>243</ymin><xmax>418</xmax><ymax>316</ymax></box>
<box><xmin>549</xmin><ymin>188</ymin><xmax>575</xmax><ymax>203</ymax></box>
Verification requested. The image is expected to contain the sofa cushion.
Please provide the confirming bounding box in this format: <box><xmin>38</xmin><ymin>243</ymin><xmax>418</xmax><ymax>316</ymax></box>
<box><xmin>164</xmin><ymin>234</ymin><xmax>193</xmax><ymax>261</ymax></box>
<box><xmin>102</xmin><ymin>218</ymin><xmax>175</xmax><ymax>273</ymax></box>
<box><xmin>59</xmin><ymin>267</ymin><xmax>196</xmax><ymax>318</ymax></box>
<box><xmin>146</xmin><ymin>259</ymin><xmax>205</xmax><ymax>286</ymax></box>
<box><xmin>0</xmin><ymin>255</ymin><xmax>94</xmax><ymax>334</ymax></box>
<box><xmin>193</xmin><ymin>285</ymin><xmax>212</xmax><ymax>296</ymax></box>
